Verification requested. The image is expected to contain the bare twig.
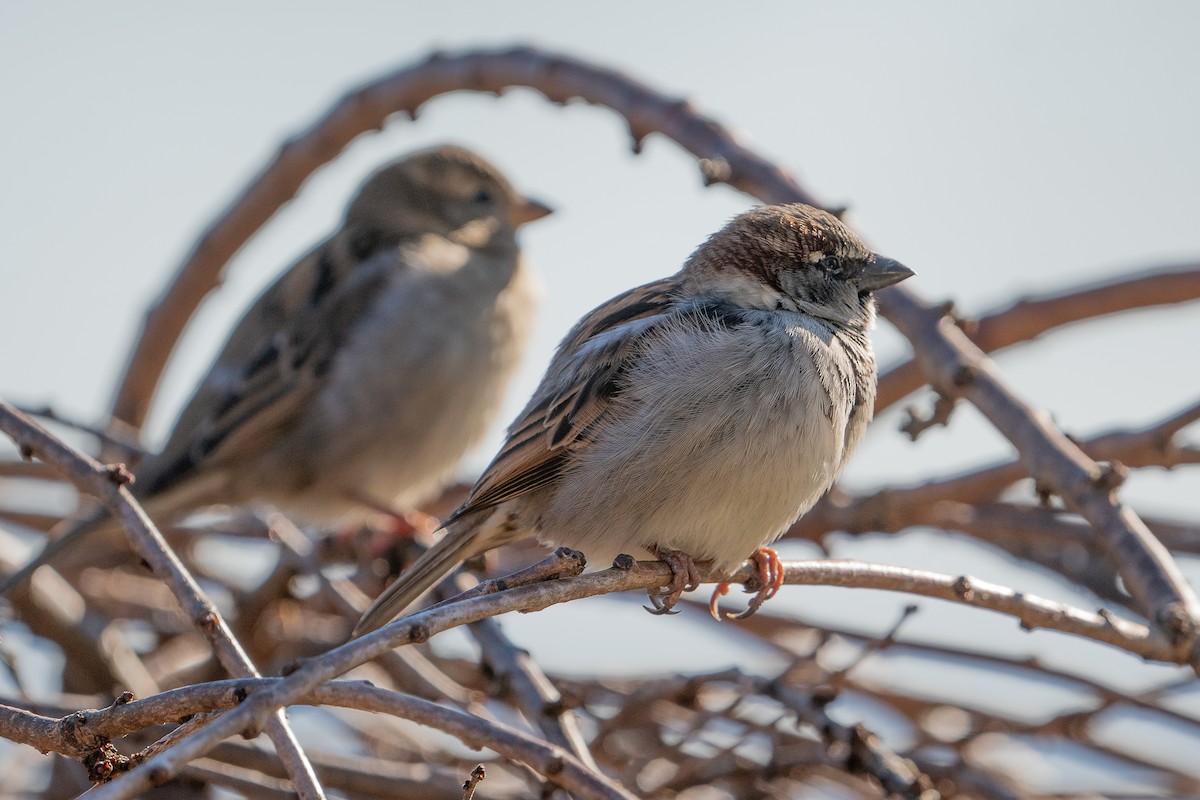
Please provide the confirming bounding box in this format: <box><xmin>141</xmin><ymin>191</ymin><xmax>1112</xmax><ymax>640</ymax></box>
<box><xmin>0</xmin><ymin>402</ymin><xmax>326</xmax><ymax>799</ymax></box>
<box><xmin>76</xmin><ymin>678</ymin><xmax>637</xmax><ymax>800</ymax></box>
<box><xmin>457</xmin><ymin>575</ymin><xmax>599</xmax><ymax>771</ymax></box>
<box><xmin>789</xmin><ymin>395</ymin><xmax>1200</xmax><ymax>544</ymax></box>
<box><xmin>55</xmin><ymin>546</ymin><xmax>1198</xmax><ymax>798</ymax></box>
<box><xmin>876</xmin><ymin>264</ymin><xmax>1200</xmax><ymax>412</ymax></box>
<box><xmin>462</xmin><ymin>764</ymin><xmax>486</xmax><ymax>800</ymax></box>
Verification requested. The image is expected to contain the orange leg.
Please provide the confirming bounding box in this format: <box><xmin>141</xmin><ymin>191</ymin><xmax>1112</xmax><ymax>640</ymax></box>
<box><xmin>645</xmin><ymin>548</ymin><xmax>702</xmax><ymax>615</ymax></box>
<box><xmin>337</xmin><ymin>508</ymin><xmax>441</xmax><ymax>560</ymax></box>
<box><xmin>709</xmin><ymin>547</ymin><xmax>784</xmax><ymax>620</ymax></box>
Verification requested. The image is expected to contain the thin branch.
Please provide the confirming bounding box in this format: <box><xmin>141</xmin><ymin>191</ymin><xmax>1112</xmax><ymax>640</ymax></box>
<box><xmin>54</xmin><ymin>678</ymin><xmax>638</xmax><ymax>800</ymax></box>
<box><xmin>790</xmin><ymin>395</ymin><xmax>1200</xmax><ymax>544</ymax></box>
<box><xmin>879</xmin><ymin>300</ymin><xmax>1200</xmax><ymax>640</ymax></box>
<box><xmin>0</xmin><ymin>402</ymin><xmax>325</xmax><ymax>799</ymax></box>
<box><xmin>876</xmin><ymin>264</ymin><xmax>1200</xmax><ymax>412</ymax></box>
<box><xmin>462</xmin><ymin>764</ymin><xmax>486</xmax><ymax>800</ymax></box>
<box><xmin>0</xmin><ymin>459</ymin><xmax>60</xmax><ymax>480</ymax></box>
<box><xmin>458</xmin><ymin>578</ymin><xmax>599</xmax><ymax>771</ymax></box>
<box><xmin>0</xmin><ymin>509</ymin><xmax>59</xmax><ymax>531</ymax></box>
<box><xmin>61</xmin><ymin>548</ymin><xmax>1197</xmax><ymax>798</ymax></box>
<box><xmin>12</xmin><ymin>403</ymin><xmax>145</xmax><ymax>460</ymax></box>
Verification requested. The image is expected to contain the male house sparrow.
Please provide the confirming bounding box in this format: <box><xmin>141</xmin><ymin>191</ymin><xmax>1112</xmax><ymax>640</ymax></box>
<box><xmin>354</xmin><ymin>203</ymin><xmax>913</xmax><ymax>635</ymax></box>
<box><xmin>4</xmin><ymin>145</ymin><xmax>550</xmax><ymax>587</ymax></box>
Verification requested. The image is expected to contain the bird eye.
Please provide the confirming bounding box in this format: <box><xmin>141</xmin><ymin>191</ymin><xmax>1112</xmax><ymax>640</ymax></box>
<box><xmin>472</xmin><ymin>189</ymin><xmax>493</xmax><ymax>205</ymax></box>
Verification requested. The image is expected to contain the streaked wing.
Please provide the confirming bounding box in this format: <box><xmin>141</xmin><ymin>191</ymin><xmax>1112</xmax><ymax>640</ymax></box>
<box><xmin>137</xmin><ymin>230</ymin><xmax>399</xmax><ymax>499</ymax></box>
<box><xmin>445</xmin><ymin>277</ymin><xmax>682</xmax><ymax>523</ymax></box>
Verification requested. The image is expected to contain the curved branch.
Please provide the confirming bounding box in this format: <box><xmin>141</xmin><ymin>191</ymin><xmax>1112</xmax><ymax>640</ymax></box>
<box><xmin>0</xmin><ymin>402</ymin><xmax>325</xmax><ymax>800</ymax></box>
<box><xmin>70</xmin><ymin>544</ymin><xmax>1198</xmax><ymax>799</ymax></box>
<box><xmin>106</xmin><ymin>47</ymin><xmax>819</xmax><ymax>430</ymax></box>
<box><xmin>790</xmin><ymin>395</ymin><xmax>1200</xmax><ymax>542</ymax></box>
<box><xmin>876</xmin><ymin>264</ymin><xmax>1200</xmax><ymax>412</ymax></box>
<box><xmin>883</xmin><ymin>299</ymin><xmax>1200</xmax><ymax>639</ymax></box>
<box><xmin>29</xmin><ymin>677</ymin><xmax>637</xmax><ymax>800</ymax></box>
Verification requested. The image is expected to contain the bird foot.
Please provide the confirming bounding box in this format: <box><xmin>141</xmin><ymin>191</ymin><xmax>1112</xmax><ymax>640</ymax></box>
<box><xmin>644</xmin><ymin>548</ymin><xmax>702</xmax><ymax>615</ymax></box>
<box><xmin>338</xmin><ymin>508</ymin><xmax>441</xmax><ymax>560</ymax></box>
<box><xmin>709</xmin><ymin>547</ymin><xmax>784</xmax><ymax>620</ymax></box>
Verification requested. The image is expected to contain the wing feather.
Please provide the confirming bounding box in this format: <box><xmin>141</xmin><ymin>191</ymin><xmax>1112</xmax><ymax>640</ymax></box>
<box><xmin>444</xmin><ymin>278</ymin><xmax>683</xmax><ymax>524</ymax></box>
<box><xmin>137</xmin><ymin>229</ymin><xmax>399</xmax><ymax>499</ymax></box>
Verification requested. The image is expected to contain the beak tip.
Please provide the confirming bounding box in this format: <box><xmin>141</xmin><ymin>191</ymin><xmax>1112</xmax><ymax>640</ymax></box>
<box><xmin>515</xmin><ymin>197</ymin><xmax>554</xmax><ymax>226</ymax></box>
<box><xmin>860</xmin><ymin>256</ymin><xmax>915</xmax><ymax>291</ymax></box>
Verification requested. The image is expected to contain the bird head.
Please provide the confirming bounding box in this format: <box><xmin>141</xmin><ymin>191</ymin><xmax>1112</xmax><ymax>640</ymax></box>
<box><xmin>683</xmin><ymin>203</ymin><xmax>913</xmax><ymax>327</ymax></box>
<box><xmin>345</xmin><ymin>145</ymin><xmax>552</xmax><ymax>250</ymax></box>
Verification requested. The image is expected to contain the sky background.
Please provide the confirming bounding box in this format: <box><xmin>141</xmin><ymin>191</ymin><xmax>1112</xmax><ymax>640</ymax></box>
<box><xmin>2</xmin><ymin>2</ymin><xmax>1198</xmax><ymax>493</ymax></box>
<box><xmin>2</xmin><ymin>2</ymin><xmax>1200</xmax><ymax>787</ymax></box>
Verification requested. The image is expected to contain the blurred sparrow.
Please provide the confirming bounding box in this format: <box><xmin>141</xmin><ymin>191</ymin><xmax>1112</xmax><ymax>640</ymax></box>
<box><xmin>4</xmin><ymin>145</ymin><xmax>550</xmax><ymax>589</ymax></box>
<box><xmin>354</xmin><ymin>202</ymin><xmax>912</xmax><ymax>634</ymax></box>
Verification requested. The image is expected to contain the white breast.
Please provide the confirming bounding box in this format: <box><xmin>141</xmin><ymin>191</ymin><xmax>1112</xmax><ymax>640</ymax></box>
<box><xmin>290</xmin><ymin>254</ymin><xmax>538</xmax><ymax>519</ymax></box>
<box><xmin>537</xmin><ymin>310</ymin><xmax>866</xmax><ymax>571</ymax></box>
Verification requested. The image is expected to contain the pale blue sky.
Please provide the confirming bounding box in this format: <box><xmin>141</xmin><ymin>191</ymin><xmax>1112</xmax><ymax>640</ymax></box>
<box><xmin>3</xmin><ymin>3</ymin><xmax>1200</xmax><ymax>784</ymax></box>
<box><xmin>2</xmin><ymin>0</ymin><xmax>1198</xmax><ymax>548</ymax></box>
<box><xmin>3</xmin><ymin>2</ymin><xmax>1198</xmax><ymax>482</ymax></box>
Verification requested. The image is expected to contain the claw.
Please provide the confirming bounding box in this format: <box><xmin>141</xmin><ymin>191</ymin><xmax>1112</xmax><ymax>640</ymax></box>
<box><xmin>644</xmin><ymin>548</ymin><xmax>701</xmax><ymax>615</ymax></box>
<box><xmin>708</xmin><ymin>581</ymin><xmax>730</xmax><ymax>619</ymax></box>
<box><xmin>710</xmin><ymin>547</ymin><xmax>784</xmax><ymax>620</ymax></box>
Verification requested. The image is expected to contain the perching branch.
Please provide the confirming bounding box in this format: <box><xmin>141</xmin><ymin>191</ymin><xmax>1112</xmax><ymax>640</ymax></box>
<box><xmin>63</xmin><ymin>540</ymin><xmax>1200</xmax><ymax>798</ymax></box>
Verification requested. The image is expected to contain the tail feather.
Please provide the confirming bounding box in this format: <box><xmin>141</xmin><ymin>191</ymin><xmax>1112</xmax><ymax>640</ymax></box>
<box><xmin>353</xmin><ymin>523</ymin><xmax>482</xmax><ymax>636</ymax></box>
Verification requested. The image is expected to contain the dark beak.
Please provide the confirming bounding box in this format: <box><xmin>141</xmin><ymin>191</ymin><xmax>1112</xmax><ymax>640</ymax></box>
<box><xmin>857</xmin><ymin>256</ymin><xmax>915</xmax><ymax>291</ymax></box>
<box><xmin>513</xmin><ymin>197</ymin><xmax>554</xmax><ymax>227</ymax></box>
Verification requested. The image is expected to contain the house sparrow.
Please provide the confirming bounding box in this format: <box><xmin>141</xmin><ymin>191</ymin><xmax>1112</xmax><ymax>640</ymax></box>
<box><xmin>354</xmin><ymin>202</ymin><xmax>913</xmax><ymax>635</ymax></box>
<box><xmin>3</xmin><ymin>145</ymin><xmax>550</xmax><ymax>589</ymax></box>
